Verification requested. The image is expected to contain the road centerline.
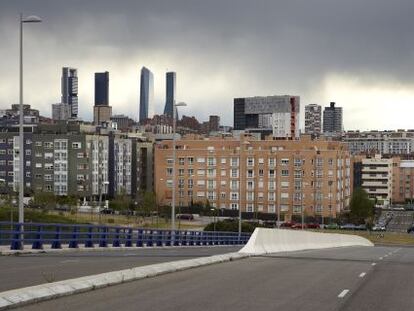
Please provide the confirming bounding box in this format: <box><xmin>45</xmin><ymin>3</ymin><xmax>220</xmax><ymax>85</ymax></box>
<box><xmin>338</xmin><ymin>289</ymin><xmax>350</xmax><ymax>298</ymax></box>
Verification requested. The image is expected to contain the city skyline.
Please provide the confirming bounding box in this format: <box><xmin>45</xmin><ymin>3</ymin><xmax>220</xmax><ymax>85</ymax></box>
<box><xmin>2</xmin><ymin>1</ymin><xmax>414</xmax><ymax>130</ymax></box>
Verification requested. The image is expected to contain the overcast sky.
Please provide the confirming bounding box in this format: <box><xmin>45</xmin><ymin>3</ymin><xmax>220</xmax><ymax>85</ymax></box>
<box><xmin>1</xmin><ymin>0</ymin><xmax>414</xmax><ymax>130</ymax></box>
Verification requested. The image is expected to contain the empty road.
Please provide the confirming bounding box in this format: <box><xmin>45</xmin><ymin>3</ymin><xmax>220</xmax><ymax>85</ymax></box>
<box><xmin>15</xmin><ymin>246</ymin><xmax>414</xmax><ymax>311</ymax></box>
<box><xmin>0</xmin><ymin>246</ymin><xmax>241</xmax><ymax>292</ymax></box>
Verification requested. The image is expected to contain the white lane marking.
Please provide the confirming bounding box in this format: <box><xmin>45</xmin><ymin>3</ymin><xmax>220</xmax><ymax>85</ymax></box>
<box><xmin>384</xmin><ymin>254</ymin><xmax>388</xmax><ymax>257</ymax></box>
<box><xmin>60</xmin><ymin>259</ymin><xmax>79</xmax><ymax>264</ymax></box>
<box><xmin>359</xmin><ymin>272</ymin><xmax>366</xmax><ymax>278</ymax></box>
<box><xmin>338</xmin><ymin>289</ymin><xmax>350</xmax><ymax>298</ymax></box>
<box><xmin>379</xmin><ymin>257</ymin><xmax>383</xmax><ymax>260</ymax></box>
<box><xmin>372</xmin><ymin>263</ymin><xmax>377</xmax><ymax>266</ymax></box>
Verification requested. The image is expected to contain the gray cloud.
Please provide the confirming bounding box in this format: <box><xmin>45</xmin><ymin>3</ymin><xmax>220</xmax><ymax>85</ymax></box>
<box><xmin>1</xmin><ymin>0</ymin><xmax>414</xmax><ymax>128</ymax></box>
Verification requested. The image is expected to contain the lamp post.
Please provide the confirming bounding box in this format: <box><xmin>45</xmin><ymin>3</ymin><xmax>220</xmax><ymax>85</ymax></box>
<box><xmin>171</xmin><ymin>102</ymin><xmax>186</xmax><ymax>231</ymax></box>
<box><xmin>19</xmin><ymin>14</ymin><xmax>42</xmax><ymax>247</ymax></box>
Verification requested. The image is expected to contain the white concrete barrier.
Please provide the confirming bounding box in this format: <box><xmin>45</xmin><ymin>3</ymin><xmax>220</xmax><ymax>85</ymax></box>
<box><xmin>239</xmin><ymin>228</ymin><xmax>374</xmax><ymax>255</ymax></box>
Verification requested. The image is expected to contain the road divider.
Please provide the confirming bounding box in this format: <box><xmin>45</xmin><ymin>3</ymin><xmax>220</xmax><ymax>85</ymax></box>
<box><xmin>239</xmin><ymin>228</ymin><xmax>374</xmax><ymax>255</ymax></box>
<box><xmin>0</xmin><ymin>252</ymin><xmax>248</xmax><ymax>310</ymax></box>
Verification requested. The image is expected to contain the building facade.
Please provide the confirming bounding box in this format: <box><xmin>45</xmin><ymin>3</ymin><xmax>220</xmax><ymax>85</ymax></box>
<box><xmin>305</xmin><ymin>104</ymin><xmax>322</xmax><ymax>137</ymax></box>
<box><xmin>343</xmin><ymin>130</ymin><xmax>414</xmax><ymax>155</ymax></box>
<box><xmin>233</xmin><ymin>95</ymin><xmax>300</xmax><ymax>139</ymax></box>
<box><xmin>61</xmin><ymin>67</ymin><xmax>78</xmax><ymax>119</ymax></box>
<box><xmin>323</xmin><ymin>102</ymin><xmax>343</xmax><ymax>135</ymax></box>
<box><xmin>154</xmin><ymin>135</ymin><xmax>351</xmax><ymax>221</ymax></box>
<box><xmin>139</xmin><ymin>67</ymin><xmax>154</xmax><ymax>123</ymax></box>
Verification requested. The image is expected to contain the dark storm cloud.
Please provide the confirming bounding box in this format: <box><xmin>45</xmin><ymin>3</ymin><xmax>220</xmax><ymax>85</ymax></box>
<box><xmin>1</xmin><ymin>0</ymin><xmax>414</xmax><ymax>127</ymax></box>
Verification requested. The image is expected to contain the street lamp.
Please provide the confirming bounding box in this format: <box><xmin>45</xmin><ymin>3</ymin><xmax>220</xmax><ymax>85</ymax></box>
<box><xmin>171</xmin><ymin>102</ymin><xmax>187</xmax><ymax>231</ymax></box>
<box><xmin>18</xmin><ymin>14</ymin><xmax>42</xmax><ymax>247</ymax></box>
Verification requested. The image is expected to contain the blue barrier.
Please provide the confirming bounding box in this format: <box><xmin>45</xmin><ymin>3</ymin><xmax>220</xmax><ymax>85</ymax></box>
<box><xmin>0</xmin><ymin>222</ymin><xmax>251</xmax><ymax>250</ymax></box>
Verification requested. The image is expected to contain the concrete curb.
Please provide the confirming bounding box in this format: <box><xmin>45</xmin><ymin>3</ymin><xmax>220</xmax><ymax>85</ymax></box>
<box><xmin>0</xmin><ymin>244</ymin><xmax>238</xmax><ymax>256</ymax></box>
<box><xmin>0</xmin><ymin>252</ymin><xmax>249</xmax><ymax>310</ymax></box>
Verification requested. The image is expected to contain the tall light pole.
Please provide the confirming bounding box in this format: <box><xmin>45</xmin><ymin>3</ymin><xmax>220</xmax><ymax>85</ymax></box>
<box><xmin>19</xmin><ymin>14</ymin><xmax>42</xmax><ymax>233</ymax></box>
<box><xmin>171</xmin><ymin>102</ymin><xmax>186</xmax><ymax>231</ymax></box>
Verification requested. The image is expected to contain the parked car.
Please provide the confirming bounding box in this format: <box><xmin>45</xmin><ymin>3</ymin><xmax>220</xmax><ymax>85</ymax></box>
<box><xmin>354</xmin><ymin>224</ymin><xmax>367</xmax><ymax>230</ymax></box>
<box><xmin>306</xmin><ymin>223</ymin><xmax>320</xmax><ymax>229</ymax></box>
<box><xmin>291</xmin><ymin>223</ymin><xmax>306</xmax><ymax>229</ymax></box>
<box><xmin>407</xmin><ymin>226</ymin><xmax>414</xmax><ymax>234</ymax></box>
<box><xmin>340</xmin><ymin>223</ymin><xmax>357</xmax><ymax>230</ymax></box>
<box><xmin>372</xmin><ymin>224</ymin><xmax>386</xmax><ymax>231</ymax></box>
<box><xmin>280</xmin><ymin>222</ymin><xmax>295</xmax><ymax>228</ymax></box>
<box><xmin>325</xmin><ymin>223</ymin><xmax>339</xmax><ymax>230</ymax></box>
<box><xmin>176</xmin><ymin>214</ymin><xmax>194</xmax><ymax>220</ymax></box>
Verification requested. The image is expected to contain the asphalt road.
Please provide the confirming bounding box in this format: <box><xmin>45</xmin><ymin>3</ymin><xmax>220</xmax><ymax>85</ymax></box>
<box><xmin>0</xmin><ymin>246</ymin><xmax>241</xmax><ymax>292</ymax></box>
<box><xmin>16</xmin><ymin>245</ymin><xmax>414</xmax><ymax>311</ymax></box>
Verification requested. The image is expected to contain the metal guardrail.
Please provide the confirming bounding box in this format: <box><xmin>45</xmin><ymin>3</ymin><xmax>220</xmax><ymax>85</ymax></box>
<box><xmin>0</xmin><ymin>222</ymin><xmax>251</xmax><ymax>250</ymax></box>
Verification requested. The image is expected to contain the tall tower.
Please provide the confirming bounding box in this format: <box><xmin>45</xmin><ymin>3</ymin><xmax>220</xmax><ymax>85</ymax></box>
<box><xmin>94</xmin><ymin>72</ymin><xmax>109</xmax><ymax>106</ymax></box>
<box><xmin>93</xmin><ymin>71</ymin><xmax>112</xmax><ymax>125</ymax></box>
<box><xmin>61</xmin><ymin>67</ymin><xmax>78</xmax><ymax>118</ymax></box>
<box><xmin>305</xmin><ymin>104</ymin><xmax>322</xmax><ymax>137</ymax></box>
<box><xmin>323</xmin><ymin>102</ymin><xmax>343</xmax><ymax>135</ymax></box>
<box><xmin>163</xmin><ymin>72</ymin><xmax>177</xmax><ymax>119</ymax></box>
<box><xmin>139</xmin><ymin>67</ymin><xmax>154</xmax><ymax>123</ymax></box>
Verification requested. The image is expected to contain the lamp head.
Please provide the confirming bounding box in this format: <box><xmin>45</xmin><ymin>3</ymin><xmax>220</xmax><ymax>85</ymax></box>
<box><xmin>22</xmin><ymin>15</ymin><xmax>43</xmax><ymax>23</ymax></box>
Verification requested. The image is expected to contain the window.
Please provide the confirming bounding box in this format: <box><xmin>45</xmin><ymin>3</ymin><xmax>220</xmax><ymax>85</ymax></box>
<box><xmin>294</xmin><ymin>158</ymin><xmax>302</xmax><ymax>167</ymax></box>
<box><xmin>258</xmin><ymin>158</ymin><xmax>264</xmax><ymax>164</ymax></box>
<box><xmin>0</xmin><ymin>150</ymin><xmax>5</xmax><ymax>155</ymax></box>
<box><xmin>221</xmin><ymin>170</ymin><xmax>226</xmax><ymax>177</ymax></box>
<box><xmin>281</xmin><ymin>181</ymin><xmax>289</xmax><ymax>188</ymax></box>
<box><xmin>221</xmin><ymin>180</ymin><xmax>227</xmax><ymax>186</ymax></box>
<box><xmin>7</xmin><ymin>160</ymin><xmax>13</xmax><ymax>166</ymax></box>
<box><xmin>281</xmin><ymin>193</ymin><xmax>289</xmax><ymax>199</ymax></box>
<box><xmin>188</xmin><ymin>157</ymin><xmax>194</xmax><ymax>165</ymax></box>
<box><xmin>247</xmin><ymin>204</ymin><xmax>253</xmax><ymax>212</ymax></box>
<box><xmin>0</xmin><ymin>160</ymin><xmax>5</xmax><ymax>166</ymax></box>
<box><xmin>247</xmin><ymin>169</ymin><xmax>254</xmax><ymax>178</ymax></box>
<box><xmin>44</xmin><ymin>163</ymin><xmax>54</xmax><ymax>170</ymax></box>
<box><xmin>35</xmin><ymin>174</ymin><xmax>42</xmax><ymax>179</ymax></box>
<box><xmin>72</xmin><ymin>142</ymin><xmax>81</xmax><ymax>149</ymax></box>
<box><xmin>220</xmin><ymin>192</ymin><xmax>226</xmax><ymax>199</ymax></box>
<box><xmin>8</xmin><ymin>172</ymin><xmax>13</xmax><ymax>177</ymax></box>
<box><xmin>231</xmin><ymin>203</ymin><xmax>239</xmax><ymax>210</ymax></box>
<box><xmin>7</xmin><ymin>139</ymin><xmax>13</xmax><ymax>144</ymax></box>
<box><xmin>77</xmin><ymin>174</ymin><xmax>85</xmax><ymax>181</ymax></box>
<box><xmin>281</xmin><ymin>170</ymin><xmax>289</xmax><ymax>177</ymax></box>
<box><xmin>294</xmin><ymin>170</ymin><xmax>302</xmax><ymax>178</ymax></box>
<box><xmin>0</xmin><ymin>139</ymin><xmax>5</xmax><ymax>143</ymax></box>
<box><xmin>178</xmin><ymin>169</ymin><xmax>184</xmax><ymax>176</ymax></box>
<box><xmin>258</xmin><ymin>169</ymin><xmax>264</xmax><ymax>177</ymax></box>
<box><xmin>197</xmin><ymin>180</ymin><xmax>206</xmax><ymax>186</ymax></box>
<box><xmin>7</xmin><ymin>150</ymin><xmax>13</xmax><ymax>155</ymax></box>
<box><xmin>294</xmin><ymin>180</ymin><xmax>302</xmax><ymax>191</ymax></box>
<box><xmin>197</xmin><ymin>169</ymin><xmax>205</xmax><ymax>176</ymax></box>
<box><xmin>268</xmin><ymin>204</ymin><xmax>275</xmax><ymax>213</ymax></box>
<box><xmin>231</xmin><ymin>169</ymin><xmax>239</xmax><ymax>178</ymax></box>
<box><xmin>188</xmin><ymin>169</ymin><xmax>194</xmax><ymax>176</ymax></box>
<box><xmin>247</xmin><ymin>180</ymin><xmax>254</xmax><ymax>191</ymax></box>
<box><xmin>268</xmin><ymin>192</ymin><xmax>275</xmax><ymax>201</ymax></box>
<box><xmin>44</xmin><ymin>174</ymin><xmax>52</xmax><ymax>181</ymax></box>
<box><xmin>268</xmin><ymin>181</ymin><xmax>275</xmax><ymax>190</ymax></box>
<box><xmin>294</xmin><ymin>192</ymin><xmax>302</xmax><ymax>202</ymax></box>
<box><xmin>221</xmin><ymin>158</ymin><xmax>227</xmax><ymax>164</ymax></box>
<box><xmin>230</xmin><ymin>192</ymin><xmax>239</xmax><ymax>200</ymax></box>
<box><xmin>45</xmin><ymin>153</ymin><xmax>53</xmax><ymax>160</ymax></box>
<box><xmin>178</xmin><ymin>157</ymin><xmax>185</xmax><ymax>165</ymax></box>
<box><xmin>25</xmin><ymin>150</ymin><xmax>31</xmax><ymax>156</ymax></box>
<box><xmin>269</xmin><ymin>158</ymin><xmax>275</xmax><ymax>167</ymax></box>
<box><xmin>231</xmin><ymin>180</ymin><xmax>239</xmax><ymax>190</ymax></box>
<box><xmin>35</xmin><ymin>141</ymin><xmax>42</xmax><ymax>147</ymax></box>
<box><xmin>26</xmin><ymin>139</ymin><xmax>32</xmax><ymax>145</ymax></box>
<box><xmin>293</xmin><ymin>205</ymin><xmax>302</xmax><ymax>213</ymax></box>
<box><xmin>207</xmin><ymin>157</ymin><xmax>216</xmax><ymax>166</ymax></box>
<box><xmin>258</xmin><ymin>181</ymin><xmax>264</xmax><ymax>189</ymax></box>
<box><xmin>207</xmin><ymin>169</ymin><xmax>216</xmax><ymax>177</ymax></box>
<box><xmin>247</xmin><ymin>192</ymin><xmax>254</xmax><ymax>201</ymax></box>
<box><xmin>188</xmin><ymin>179</ymin><xmax>193</xmax><ymax>189</ymax></box>
<box><xmin>269</xmin><ymin>169</ymin><xmax>275</xmax><ymax>178</ymax></box>
<box><xmin>25</xmin><ymin>161</ymin><xmax>31</xmax><ymax>167</ymax></box>
<box><xmin>35</xmin><ymin>163</ymin><xmax>42</xmax><ymax>168</ymax></box>
<box><xmin>166</xmin><ymin>180</ymin><xmax>173</xmax><ymax>188</ymax></box>
<box><xmin>197</xmin><ymin>157</ymin><xmax>205</xmax><ymax>163</ymax></box>
<box><xmin>247</xmin><ymin>157</ymin><xmax>254</xmax><ymax>166</ymax></box>
<box><xmin>328</xmin><ymin>158</ymin><xmax>333</xmax><ymax>166</ymax></box>
<box><xmin>316</xmin><ymin>158</ymin><xmax>323</xmax><ymax>167</ymax></box>
<box><xmin>231</xmin><ymin>157</ymin><xmax>239</xmax><ymax>166</ymax></box>
<box><xmin>197</xmin><ymin>191</ymin><xmax>205</xmax><ymax>197</ymax></box>
<box><xmin>207</xmin><ymin>180</ymin><xmax>216</xmax><ymax>190</ymax></box>
<box><xmin>281</xmin><ymin>158</ymin><xmax>289</xmax><ymax>165</ymax></box>
<box><xmin>167</xmin><ymin>158</ymin><xmax>173</xmax><ymax>165</ymax></box>
<box><xmin>44</xmin><ymin>142</ymin><xmax>53</xmax><ymax>149</ymax></box>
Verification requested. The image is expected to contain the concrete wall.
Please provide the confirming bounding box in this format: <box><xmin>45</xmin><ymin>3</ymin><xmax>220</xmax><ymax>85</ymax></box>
<box><xmin>239</xmin><ymin>228</ymin><xmax>373</xmax><ymax>255</ymax></box>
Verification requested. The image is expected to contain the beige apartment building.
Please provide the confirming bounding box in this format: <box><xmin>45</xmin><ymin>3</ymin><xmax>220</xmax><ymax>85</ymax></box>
<box><xmin>154</xmin><ymin>135</ymin><xmax>351</xmax><ymax>221</ymax></box>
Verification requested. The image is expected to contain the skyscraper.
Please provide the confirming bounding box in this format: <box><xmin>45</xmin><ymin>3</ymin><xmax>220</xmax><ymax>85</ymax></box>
<box><xmin>139</xmin><ymin>67</ymin><xmax>154</xmax><ymax>123</ymax></box>
<box><xmin>305</xmin><ymin>104</ymin><xmax>322</xmax><ymax>137</ymax></box>
<box><xmin>163</xmin><ymin>72</ymin><xmax>177</xmax><ymax>119</ymax></box>
<box><xmin>93</xmin><ymin>71</ymin><xmax>112</xmax><ymax>125</ymax></box>
<box><xmin>95</xmin><ymin>72</ymin><xmax>109</xmax><ymax>106</ymax></box>
<box><xmin>61</xmin><ymin>67</ymin><xmax>78</xmax><ymax>118</ymax></box>
<box><xmin>323</xmin><ymin>102</ymin><xmax>343</xmax><ymax>135</ymax></box>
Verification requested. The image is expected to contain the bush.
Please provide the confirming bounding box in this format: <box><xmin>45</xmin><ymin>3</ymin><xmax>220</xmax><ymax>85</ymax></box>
<box><xmin>204</xmin><ymin>219</ymin><xmax>256</xmax><ymax>233</ymax></box>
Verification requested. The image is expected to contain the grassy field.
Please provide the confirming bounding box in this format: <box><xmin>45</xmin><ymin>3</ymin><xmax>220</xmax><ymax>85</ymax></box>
<box><xmin>322</xmin><ymin>229</ymin><xmax>414</xmax><ymax>246</ymax></box>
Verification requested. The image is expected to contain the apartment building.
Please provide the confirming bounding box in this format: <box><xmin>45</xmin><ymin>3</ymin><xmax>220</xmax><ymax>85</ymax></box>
<box><xmin>154</xmin><ymin>135</ymin><xmax>351</xmax><ymax>221</ymax></box>
<box><xmin>344</xmin><ymin>130</ymin><xmax>414</xmax><ymax>155</ymax></box>
<box><xmin>358</xmin><ymin>155</ymin><xmax>394</xmax><ymax>205</ymax></box>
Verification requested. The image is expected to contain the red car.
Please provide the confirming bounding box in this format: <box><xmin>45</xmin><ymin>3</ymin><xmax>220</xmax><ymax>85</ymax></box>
<box><xmin>291</xmin><ymin>223</ymin><xmax>306</xmax><ymax>229</ymax></box>
<box><xmin>280</xmin><ymin>222</ymin><xmax>295</xmax><ymax>228</ymax></box>
<box><xmin>306</xmin><ymin>223</ymin><xmax>321</xmax><ymax>229</ymax></box>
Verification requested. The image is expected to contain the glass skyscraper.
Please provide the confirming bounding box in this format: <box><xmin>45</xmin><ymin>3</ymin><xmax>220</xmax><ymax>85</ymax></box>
<box><xmin>163</xmin><ymin>71</ymin><xmax>177</xmax><ymax>119</ymax></box>
<box><xmin>139</xmin><ymin>67</ymin><xmax>154</xmax><ymax>123</ymax></box>
<box><xmin>61</xmin><ymin>67</ymin><xmax>78</xmax><ymax>118</ymax></box>
<box><xmin>95</xmin><ymin>71</ymin><xmax>109</xmax><ymax>106</ymax></box>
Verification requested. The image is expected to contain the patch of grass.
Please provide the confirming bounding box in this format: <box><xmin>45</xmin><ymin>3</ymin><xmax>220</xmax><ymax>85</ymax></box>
<box><xmin>322</xmin><ymin>229</ymin><xmax>414</xmax><ymax>245</ymax></box>
<box><xmin>0</xmin><ymin>207</ymin><xmax>79</xmax><ymax>224</ymax></box>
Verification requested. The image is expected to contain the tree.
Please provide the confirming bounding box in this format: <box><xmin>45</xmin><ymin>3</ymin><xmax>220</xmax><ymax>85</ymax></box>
<box><xmin>141</xmin><ymin>192</ymin><xmax>156</xmax><ymax>217</ymax></box>
<box><xmin>350</xmin><ymin>188</ymin><xmax>374</xmax><ymax>222</ymax></box>
<box><xmin>32</xmin><ymin>192</ymin><xmax>57</xmax><ymax>211</ymax></box>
